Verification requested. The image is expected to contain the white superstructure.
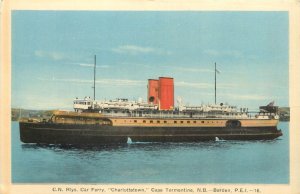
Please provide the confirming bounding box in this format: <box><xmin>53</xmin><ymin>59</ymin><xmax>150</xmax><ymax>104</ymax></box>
<box><xmin>74</xmin><ymin>97</ymin><xmax>158</xmax><ymax>112</ymax></box>
<box><xmin>73</xmin><ymin>97</ymin><xmax>278</xmax><ymax>120</ymax></box>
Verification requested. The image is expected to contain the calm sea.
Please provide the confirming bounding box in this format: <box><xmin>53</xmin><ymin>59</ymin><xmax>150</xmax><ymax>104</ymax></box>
<box><xmin>11</xmin><ymin>121</ymin><xmax>289</xmax><ymax>183</ymax></box>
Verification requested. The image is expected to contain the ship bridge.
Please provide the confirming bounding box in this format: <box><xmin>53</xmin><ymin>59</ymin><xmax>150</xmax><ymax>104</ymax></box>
<box><xmin>73</xmin><ymin>97</ymin><xmax>94</xmax><ymax>112</ymax></box>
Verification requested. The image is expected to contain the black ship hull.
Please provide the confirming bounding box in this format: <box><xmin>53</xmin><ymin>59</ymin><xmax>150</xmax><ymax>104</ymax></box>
<box><xmin>19</xmin><ymin>122</ymin><xmax>283</xmax><ymax>145</ymax></box>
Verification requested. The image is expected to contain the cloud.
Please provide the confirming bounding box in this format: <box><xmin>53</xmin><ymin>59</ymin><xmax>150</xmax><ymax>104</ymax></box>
<box><xmin>37</xmin><ymin>77</ymin><xmax>268</xmax><ymax>96</ymax></box>
<box><xmin>175</xmin><ymin>81</ymin><xmax>238</xmax><ymax>89</ymax></box>
<box><xmin>38</xmin><ymin>77</ymin><xmax>145</xmax><ymax>87</ymax></box>
<box><xmin>40</xmin><ymin>77</ymin><xmax>227</xmax><ymax>89</ymax></box>
<box><xmin>222</xmin><ymin>93</ymin><xmax>267</xmax><ymax>100</ymax></box>
<box><xmin>203</xmin><ymin>49</ymin><xmax>243</xmax><ymax>58</ymax></box>
<box><xmin>176</xmin><ymin>81</ymin><xmax>212</xmax><ymax>89</ymax></box>
<box><xmin>79</xmin><ymin>63</ymin><xmax>94</xmax><ymax>67</ymax></box>
<box><xmin>34</xmin><ymin>50</ymin><xmax>65</xmax><ymax>60</ymax></box>
<box><xmin>173</xmin><ymin>67</ymin><xmax>214</xmax><ymax>73</ymax></box>
<box><xmin>78</xmin><ymin>63</ymin><xmax>110</xmax><ymax>68</ymax></box>
<box><xmin>112</xmin><ymin>45</ymin><xmax>171</xmax><ymax>55</ymax></box>
<box><xmin>120</xmin><ymin>62</ymin><xmax>152</xmax><ymax>68</ymax></box>
<box><xmin>203</xmin><ymin>49</ymin><xmax>219</xmax><ymax>56</ymax></box>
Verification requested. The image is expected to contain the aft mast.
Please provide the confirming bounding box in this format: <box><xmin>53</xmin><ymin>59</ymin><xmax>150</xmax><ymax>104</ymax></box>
<box><xmin>93</xmin><ymin>55</ymin><xmax>96</xmax><ymax>101</ymax></box>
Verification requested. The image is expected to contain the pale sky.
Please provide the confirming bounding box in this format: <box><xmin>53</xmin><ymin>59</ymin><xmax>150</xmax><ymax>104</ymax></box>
<box><xmin>12</xmin><ymin>11</ymin><xmax>288</xmax><ymax>110</ymax></box>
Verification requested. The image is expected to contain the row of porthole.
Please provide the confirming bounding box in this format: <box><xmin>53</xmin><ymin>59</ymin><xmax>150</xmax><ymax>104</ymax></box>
<box><xmin>115</xmin><ymin>120</ymin><xmax>222</xmax><ymax>124</ymax></box>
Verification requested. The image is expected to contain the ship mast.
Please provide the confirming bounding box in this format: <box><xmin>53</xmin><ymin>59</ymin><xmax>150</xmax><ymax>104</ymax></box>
<box><xmin>93</xmin><ymin>55</ymin><xmax>96</xmax><ymax>100</ymax></box>
<box><xmin>214</xmin><ymin>62</ymin><xmax>216</xmax><ymax>104</ymax></box>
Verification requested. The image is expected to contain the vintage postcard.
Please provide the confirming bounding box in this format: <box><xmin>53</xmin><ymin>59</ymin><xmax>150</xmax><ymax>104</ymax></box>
<box><xmin>1</xmin><ymin>0</ymin><xmax>300</xmax><ymax>194</ymax></box>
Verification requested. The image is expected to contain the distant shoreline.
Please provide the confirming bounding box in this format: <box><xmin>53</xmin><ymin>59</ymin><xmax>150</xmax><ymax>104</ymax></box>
<box><xmin>11</xmin><ymin>108</ymin><xmax>55</xmax><ymax>121</ymax></box>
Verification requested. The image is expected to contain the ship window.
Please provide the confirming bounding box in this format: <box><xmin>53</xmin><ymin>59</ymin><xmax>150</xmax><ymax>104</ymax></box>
<box><xmin>164</xmin><ymin>121</ymin><xmax>167</xmax><ymax>124</ymax></box>
<box><xmin>143</xmin><ymin>120</ymin><xmax>146</xmax><ymax>123</ymax></box>
<box><xmin>193</xmin><ymin>121</ymin><xmax>196</xmax><ymax>124</ymax></box>
<box><xmin>187</xmin><ymin>121</ymin><xmax>190</xmax><ymax>124</ymax></box>
<box><xmin>181</xmin><ymin>121</ymin><xmax>184</xmax><ymax>124</ymax></box>
<box><xmin>201</xmin><ymin>121</ymin><xmax>204</xmax><ymax>123</ymax></box>
<box><xmin>174</xmin><ymin>121</ymin><xmax>177</xmax><ymax>124</ymax></box>
<box><xmin>134</xmin><ymin>120</ymin><xmax>137</xmax><ymax>123</ymax></box>
<box><xmin>150</xmin><ymin>120</ymin><xmax>153</xmax><ymax>123</ymax></box>
<box><xmin>157</xmin><ymin>120</ymin><xmax>160</xmax><ymax>123</ymax></box>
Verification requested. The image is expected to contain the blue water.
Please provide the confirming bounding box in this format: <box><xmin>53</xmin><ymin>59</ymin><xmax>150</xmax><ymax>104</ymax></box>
<box><xmin>11</xmin><ymin>121</ymin><xmax>289</xmax><ymax>183</ymax></box>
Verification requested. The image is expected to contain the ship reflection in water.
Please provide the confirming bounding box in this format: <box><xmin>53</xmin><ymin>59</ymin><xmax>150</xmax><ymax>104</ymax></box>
<box><xmin>13</xmin><ymin>122</ymin><xmax>289</xmax><ymax>184</ymax></box>
<box><xmin>21</xmin><ymin>137</ymin><xmax>282</xmax><ymax>152</ymax></box>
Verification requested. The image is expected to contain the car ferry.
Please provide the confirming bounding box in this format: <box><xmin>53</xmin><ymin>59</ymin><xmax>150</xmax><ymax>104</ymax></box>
<box><xmin>19</xmin><ymin>58</ymin><xmax>282</xmax><ymax>145</ymax></box>
<box><xmin>19</xmin><ymin>93</ymin><xmax>282</xmax><ymax>145</ymax></box>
